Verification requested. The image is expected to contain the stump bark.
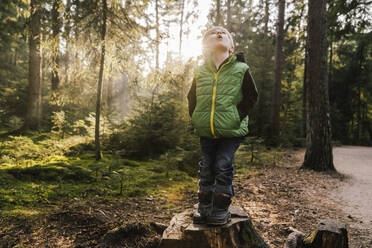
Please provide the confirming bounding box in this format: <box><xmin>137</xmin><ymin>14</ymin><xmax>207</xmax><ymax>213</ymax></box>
<box><xmin>285</xmin><ymin>220</ymin><xmax>348</xmax><ymax>248</ymax></box>
<box><xmin>160</xmin><ymin>204</ymin><xmax>269</xmax><ymax>248</ymax></box>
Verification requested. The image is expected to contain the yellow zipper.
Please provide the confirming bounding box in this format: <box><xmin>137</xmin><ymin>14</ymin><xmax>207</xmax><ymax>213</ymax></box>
<box><xmin>210</xmin><ymin>55</ymin><xmax>234</xmax><ymax>138</ymax></box>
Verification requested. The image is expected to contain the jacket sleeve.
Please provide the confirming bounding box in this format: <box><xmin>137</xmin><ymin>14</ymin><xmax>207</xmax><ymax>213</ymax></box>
<box><xmin>187</xmin><ymin>77</ymin><xmax>197</xmax><ymax>118</ymax></box>
<box><xmin>237</xmin><ymin>67</ymin><xmax>259</xmax><ymax>121</ymax></box>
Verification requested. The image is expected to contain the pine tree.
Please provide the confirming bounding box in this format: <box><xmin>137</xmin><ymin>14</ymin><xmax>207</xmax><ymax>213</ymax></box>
<box><xmin>25</xmin><ymin>0</ymin><xmax>42</xmax><ymax>130</ymax></box>
<box><xmin>302</xmin><ymin>0</ymin><xmax>335</xmax><ymax>171</ymax></box>
<box><xmin>270</xmin><ymin>0</ymin><xmax>285</xmax><ymax>138</ymax></box>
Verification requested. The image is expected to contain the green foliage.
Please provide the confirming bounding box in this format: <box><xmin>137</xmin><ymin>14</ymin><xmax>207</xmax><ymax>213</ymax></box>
<box><xmin>0</xmin><ymin>136</ymin><xmax>47</xmax><ymax>164</ymax></box>
<box><xmin>111</xmin><ymin>62</ymin><xmax>194</xmax><ymax>158</ymax></box>
<box><xmin>241</xmin><ymin>136</ymin><xmax>265</xmax><ymax>163</ymax></box>
<box><xmin>0</xmin><ymin>1</ymin><xmax>28</xmax><ymax>126</ymax></box>
<box><xmin>329</xmin><ymin>31</ymin><xmax>372</xmax><ymax>145</ymax></box>
<box><xmin>119</xmin><ymin>93</ymin><xmax>183</xmax><ymax>157</ymax></box>
<box><xmin>0</xmin><ymin>131</ymin><xmax>197</xmax><ymax>214</ymax></box>
<box><xmin>4</xmin><ymin>116</ymin><xmax>24</xmax><ymax>131</ymax></box>
<box><xmin>51</xmin><ymin>111</ymin><xmax>68</xmax><ymax>138</ymax></box>
<box><xmin>0</xmin><ymin>135</ymin><xmax>70</xmax><ymax>166</ymax></box>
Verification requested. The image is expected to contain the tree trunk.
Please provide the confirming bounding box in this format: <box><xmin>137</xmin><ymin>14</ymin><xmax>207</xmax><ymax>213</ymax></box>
<box><xmin>155</xmin><ymin>0</ymin><xmax>160</xmax><ymax>70</ymax></box>
<box><xmin>365</xmin><ymin>104</ymin><xmax>372</xmax><ymax>144</ymax></box>
<box><xmin>26</xmin><ymin>0</ymin><xmax>42</xmax><ymax>130</ymax></box>
<box><xmin>95</xmin><ymin>0</ymin><xmax>107</xmax><ymax>161</ymax></box>
<box><xmin>51</xmin><ymin>0</ymin><xmax>62</xmax><ymax>90</ymax></box>
<box><xmin>302</xmin><ymin>24</ymin><xmax>309</xmax><ymax>139</ymax></box>
<box><xmin>285</xmin><ymin>220</ymin><xmax>348</xmax><ymax>248</ymax></box>
<box><xmin>215</xmin><ymin>0</ymin><xmax>222</xmax><ymax>26</ymax></box>
<box><xmin>13</xmin><ymin>48</ymin><xmax>17</xmax><ymax>66</ymax></box>
<box><xmin>74</xmin><ymin>0</ymin><xmax>80</xmax><ymax>63</ymax></box>
<box><xmin>179</xmin><ymin>0</ymin><xmax>185</xmax><ymax>57</ymax></box>
<box><xmin>328</xmin><ymin>34</ymin><xmax>333</xmax><ymax>91</ymax></box>
<box><xmin>263</xmin><ymin>0</ymin><xmax>269</xmax><ymax>35</ymax></box>
<box><xmin>356</xmin><ymin>43</ymin><xmax>365</xmax><ymax>144</ymax></box>
<box><xmin>107</xmin><ymin>75</ymin><xmax>113</xmax><ymax>115</ymax></box>
<box><xmin>270</xmin><ymin>0</ymin><xmax>285</xmax><ymax>138</ymax></box>
<box><xmin>226</xmin><ymin>0</ymin><xmax>232</xmax><ymax>30</ymax></box>
<box><xmin>160</xmin><ymin>205</ymin><xmax>269</xmax><ymax>248</ymax></box>
<box><xmin>64</xmin><ymin>0</ymin><xmax>71</xmax><ymax>84</ymax></box>
<box><xmin>302</xmin><ymin>0</ymin><xmax>335</xmax><ymax>171</ymax></box>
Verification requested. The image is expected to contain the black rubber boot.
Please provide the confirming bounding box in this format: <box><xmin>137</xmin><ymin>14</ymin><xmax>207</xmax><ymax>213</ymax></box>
<box><xmin>206</xmin><ymin>193</ymin><xmax>231</xmax><ymax>225</ymax></box>
<box><xmin>193</xmin><ymin>190</ymin><xmax>213</xmax><ymax>224</ymax></box>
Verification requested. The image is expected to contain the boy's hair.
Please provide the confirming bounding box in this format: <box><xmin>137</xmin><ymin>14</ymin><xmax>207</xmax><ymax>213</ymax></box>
<box><xmin>202</xmin><ymin>26</ymin><xmax>234</xmax><ymax>57</ymax></box>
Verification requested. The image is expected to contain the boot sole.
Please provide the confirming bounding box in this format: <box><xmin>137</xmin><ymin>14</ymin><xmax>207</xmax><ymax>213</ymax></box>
<box><xmin>206</xmin><ymin>215</ymin><xmax>231</xmax><ymax>226</ymax></box>
<box><xmin>207</xmin><ymin>218</ymin><xmax>231</xmax><ymax>226</ymax></box>
<box><xmin>193</xmin><ymin>219</ymin><xmax>206</xmax><ymax>224</ymax></box>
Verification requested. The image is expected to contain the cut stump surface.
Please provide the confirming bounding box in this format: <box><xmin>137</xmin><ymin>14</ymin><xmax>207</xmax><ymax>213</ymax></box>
<box><xmin>160</xmin><ymin>204</ymin><xmax>269</xmax><ymax>248</ymax></box>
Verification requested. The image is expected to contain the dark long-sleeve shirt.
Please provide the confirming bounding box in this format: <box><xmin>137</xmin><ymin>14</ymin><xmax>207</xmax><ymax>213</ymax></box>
<box><xmin>187</xmin><ymin>66</ymin><xmax>258</xmax><ymax>122</ymax></box>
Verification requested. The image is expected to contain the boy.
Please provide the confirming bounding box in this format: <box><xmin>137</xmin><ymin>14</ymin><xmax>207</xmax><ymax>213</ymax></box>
<box><xmin>187</xmin><ymin>26</ymin><xmax>258</xmax><ymax>225</ymax></box>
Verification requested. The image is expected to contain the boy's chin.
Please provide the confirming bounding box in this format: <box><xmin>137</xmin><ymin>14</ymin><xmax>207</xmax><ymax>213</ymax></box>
<box><xmin>210</xmin><ymin>45</ymin><xmax>229</xmax><ymax>53</ymax></box>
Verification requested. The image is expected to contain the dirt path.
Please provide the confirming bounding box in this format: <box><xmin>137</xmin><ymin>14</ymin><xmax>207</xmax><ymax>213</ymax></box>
<box><xmin>332</xmin><ymin>146</ymin><xmax>372</xmax><ymax>229</ymax></box>
<box><xmin>232</xmin><ymin>147</ymin><xmax>372</xmax><ymax>247</ymax></box>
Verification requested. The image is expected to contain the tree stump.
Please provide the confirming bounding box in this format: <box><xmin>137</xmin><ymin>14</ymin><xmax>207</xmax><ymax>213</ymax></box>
<box><xmin>284</xmin><ymin>220</ymin><xmax>348</xmax><ymax>248</ymax></box>
<box><xmin>159</xmin><ymin>204</ymin><xmax>269</xmax><ymax>248</ymax></box>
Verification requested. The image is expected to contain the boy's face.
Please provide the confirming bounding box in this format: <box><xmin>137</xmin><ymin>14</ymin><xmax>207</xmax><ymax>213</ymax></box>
<box><xmin>203</xmin><ymin>28</ymin><xmax>233</xmax><ymax>54</ymax></box>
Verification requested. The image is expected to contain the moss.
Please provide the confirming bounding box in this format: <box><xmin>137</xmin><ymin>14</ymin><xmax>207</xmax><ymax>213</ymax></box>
<box><xmin>0</xmin><ymin>137</ymin><xmax>197</xmax><ymax>215</ymax></box>
<box><xmin>4</xmin><ymin>163</ymin><xmax>93</xmax><ymax>182</ymax></box>
<box><xmin>0</xmin><ymin>132</ymin><xmax>223</xmax><ymax>218</ymax></box>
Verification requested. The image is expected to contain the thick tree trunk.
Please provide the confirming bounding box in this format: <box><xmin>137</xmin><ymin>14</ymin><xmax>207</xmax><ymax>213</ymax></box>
<box><xmin>26</xmin><ymin>0</ymin><xmax>42</xmax><ymax>130</ymax></box>
<box><xmin>328</xmin><ymin>35</ymin><xmax>333</xmax><ymax>91</ymax></box>
<box><xmin>302</xmin><ymin>0</ymin><xmax>335</xmax><ymax>171</ymax></box>
<box><xmin>51</xmin><ymin>0</ymin><xmax>62</xmax><ymax>90</ymax></box>
<box><xmin>270</xmin><ymin>0</ymin><xmax>285</xmax><ymax>138</ymax></box>
<box><xmin>95</xmin><ymin>0</ymin><xmax>107</xmax><ymax>161</ymax></box>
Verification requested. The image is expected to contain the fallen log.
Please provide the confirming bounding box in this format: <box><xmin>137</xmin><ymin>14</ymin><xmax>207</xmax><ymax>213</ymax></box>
<box><xmin>160</xmin><ymin>204</ymin><xmax>269</xmax><ymax>248</ymax></box>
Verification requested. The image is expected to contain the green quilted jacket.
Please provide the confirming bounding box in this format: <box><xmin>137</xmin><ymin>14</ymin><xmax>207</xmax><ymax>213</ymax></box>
<box><xmin>187</xmin><ymin>53</ymin><xmax>258</xmax><ymax>138</ymax></box>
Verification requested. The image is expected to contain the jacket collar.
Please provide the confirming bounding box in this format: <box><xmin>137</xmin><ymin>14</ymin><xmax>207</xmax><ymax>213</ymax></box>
<box><xmin>205</xmin><ymin>53</ymin><xmax>236</xmax><ymax>73</ymax></box>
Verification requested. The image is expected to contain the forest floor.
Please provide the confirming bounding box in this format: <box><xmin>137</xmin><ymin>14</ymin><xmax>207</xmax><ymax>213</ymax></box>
<box><xmin>1</xmin><ymin>145</ymin><xmax>371</xmax><ymax>247</ymax></box>
<box><xmin>234</xmin><ymin>147</ymin><xmax>372</xmax><ymax>248</ymax></box>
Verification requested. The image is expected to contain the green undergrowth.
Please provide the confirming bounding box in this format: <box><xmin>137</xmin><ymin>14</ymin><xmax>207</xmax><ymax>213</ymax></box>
<box><xmin>0</xmin><ymin>131</ymin><xmax>291</xmax><ymax>218</ymax></box>
<box><xmin>0</xmin><ymin>153</ymin><xmax>197</xmax><ymax>216</ymax></box>
<box><xmin>0</xmin><ymin>132</ymin><xmax>197</xmax><ymax>217</ymax></box>
<box><xmin>234</xmin><ymin>143</ymin><xmax>291</xmax><ymax>174</ymax></box>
